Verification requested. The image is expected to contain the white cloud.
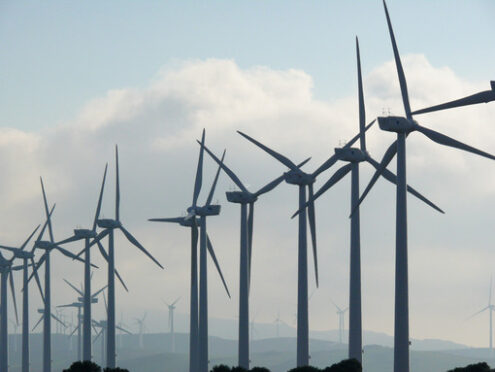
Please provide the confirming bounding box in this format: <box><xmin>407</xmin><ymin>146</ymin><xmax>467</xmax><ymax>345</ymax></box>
<box><xmin>3</xmin><ymin>56</ymin><xmax>495</xmax><ymax>348</ymax></box>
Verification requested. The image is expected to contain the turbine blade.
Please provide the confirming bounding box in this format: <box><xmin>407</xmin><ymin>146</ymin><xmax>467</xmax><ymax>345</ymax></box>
<box><xmin>115</xmin><ymin>145</ymin><xmax>120</xmax><ymax>221</ymax></box>
<box><xmin>103</xmin><ymin>291</ymin><xmax>108</xmax><ymax>314</ymax></box>
<box><xmin>416</xmin><ymin>125</ymin><xmax>495</xmax><ymax>161</ymax></box>
<box><xmin>356</xmin><ymin>36</ymin><xmax>366</xmax><ymax>152</ymax></box>
<box><xmin>20</xmin><ymin>225</ymin><xmax>40</xmax><ymax>250</ymax></box>
<box><xmin>27</xmin><ymin>254</ymin><xmax>47</xmax><ymax>285</ymax></box>
<box><xmin>40</xmin><ymin>177</ymin><xmax>55</xmax><ymax>243</ymax></box>
<box><xmin>114</xmin><ymin>268</ymin><xmax>129</xmax><ymax>292</ymax></box>
<box><xmin>56</xmin><ymin>245</ymin><xmax>86</xmax><ymax>263</ymax></box>
<box><xmin>36</xmin><ymin>204</ymin><xmax>56</xmax><ymax>244</ymax></box>
<box><xmin>148</xmin><ymin>217</ymin><xmax>185</xmax><ymax>223</ymax></box>
<box><xmin>366</xmin><ymin>155</ymin><xmax>444</xmax><ymax>214</ymax></box>
<box><xmin>206</xmin><ymin>235</ymin><xmax>231</xmax><ymax>298</ymax></box>
<box><xmin>490</xmin><ymin>276</ymin><xmax>493</xmax><ymax>307</ymax></box>
<box><xmin>90</xmin><ymin>229</ymin><xmax>111</xmax><ymax>249</ymax></box>
<box><xmin>32</xmin><ymin>315</ymin><xmax>44</xmax><ymax>331</ymax></box>
<box><xmin>120</xmin><ymin>226</ymin><xmax>164</xmax><ymax>269</ymax></box>
<box><xmin>172</xmin><ymin>296</ymin><xmax>181</xmax><ymax>306</ymax></box>
<box><xmin>237</xmin><ymin>130</ymin><xmax>297</xmax><ymax>170</ymax></box>
<box><xmin>350</xmin><ymin>139</ymin><xmax>398</xmax><ymax>217</ymax></box>
<box><xmin>206</xmin><ymin>149</ymin><xmax>226</xmax><ymax>206</ymax></box>
<box><xmin>466</xmin><ymin>306</ymin><xmax>489</xmax><ymax>320</ymax></box>
<box><xmin>383</xmin><ymin>0</ymin><xmax>412</xmax><ymax>119</ymax></box>
<box><xmin>116</xmin><ymin>325</ymin><xmax>132</xmax><ymax>335</ymax></box>
<box><xmin>255</xmin><ymin>157</ymin><xmax>311</xmax><ymax>197</ymax></box>
<box><xmin>9</xmin><ymin>272</ymin><xmax>19</xmax><ymax>325</ymax></box>
<box><xmin>192</xmin><ymin>129</ymin><xmax>206</xmax><ymax>208</ymax></box>
<box><xmin>293</xmin><ymin>163</ymin><xmax>353</xmax><ymax>219</ymax></box>
<box><xmin>0</xmin><ymin>245</ymin><xmax>19</xmax><ymax>252</ymax></box>
<box><xmin>200</xmin><ymin>141</ymin><xmax>247</xmax><ymax>193</ymax></box>
<box><xmin>307</xmin><ymin>184</ymin><xmax>319</xmax><ymax>288</ymax></box>
<box><xmin>92</xmin><ymin>284</ymin><xmax>108</xmax><ymax>298</ymax></box>
<box><xmin>31</xmin><ymin>257</ymin><xmax>45</xmax><ymax>303</ymax></box>
<box><xmin>94</xmin><ymin>163</ymin><xmax>108</xmax><ymax>231</ymax></box>
<box><xmin>56</xmin><ymin>235</ymin><xmax>83</xmax><ymax>245</ymax></box>
<box><xmin>96</xmin><ymin>240</ymin><xmax>110</xmax><ymax>262</ymax></box>
<box><xmin>412</xmin><ymin>89</ymin><xmax>495</xmax><ymax>116</ymax></box>
<box><xmin>64</xmin><ymin>278</ymin><xmax>84</xmax><ymax>296</ymax></box>
<box><xmin>330</xmin><ymin>298</ymin><xmax>342</xmax><ymax>312</ymax></box>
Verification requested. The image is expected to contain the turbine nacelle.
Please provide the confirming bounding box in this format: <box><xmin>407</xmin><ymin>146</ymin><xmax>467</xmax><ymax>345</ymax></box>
<box><xmin>378</xmin><ymin>116</ymin><xmax>417</xmax><ymax>133</ymax></box>
<box><xmin>334</xmin><ymin>147</ymin><xmax>367</xmax><ymax>163</ymax></box>
<box><xmin>186</xmin><ymin>205</ymin><xmax>221</xmax><ymax>217</ymax></box>
<box><xmin>35</xmin><ymin>241</ymin><xmax>56</xmax><ymax>250</ymax></box>
<box><xmin>77</xmin><ymin>297</ymin><xmax>98</xmax><ymax>304</ymax></box>
<box><xmin>74</xmin><ymin>229</ymin><xmax>97</xmax><ymax>239</ymax></box>
<box><xmin>12</xmin><ymin>250</ymin><xmax>34</xmax><ymax>260</ymax></box>
<box><xmin>284</xmin><ymin>170</ymin><xmax>315</xmax><ymax>186</ymax></box>
<box><xmin>226</xmin><ymin>191</ymin><xmax>257</xmax><ymax>204</ymax></box>
<box><xmin>97</xmin><ymin>219</ymin><xmax>121</xmax><ymax>229</ymax></box>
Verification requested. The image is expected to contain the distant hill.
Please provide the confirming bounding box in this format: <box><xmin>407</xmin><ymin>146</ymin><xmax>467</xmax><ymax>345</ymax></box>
<box><xmin>7</xmin><ymin>332</ymin><xmax>493</xmax><ymax>372</ymax></box>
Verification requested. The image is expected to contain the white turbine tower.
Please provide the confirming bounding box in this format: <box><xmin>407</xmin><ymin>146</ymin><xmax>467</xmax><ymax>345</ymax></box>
<box><xmin>331</xmin><ymin>300</ymin><xmax>348</xmax><ymax>344</ymax></box>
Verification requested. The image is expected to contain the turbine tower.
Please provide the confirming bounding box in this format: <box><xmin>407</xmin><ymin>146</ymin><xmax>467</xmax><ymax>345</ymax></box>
<box><xmin>92</xmin><ymin>146</ymin><xmax>164</xmax><ymax>368</ymax></box>
<box><xmin>134</xmin><ymin>313</ymin><xmax>147</xmax><ymax>349</ymax></box>
<box><xmin>149</xmin><ymin>130</ymin><xmax>230</xmax><ymax>372</ymax></box>
<box><xmin>354</xmin><ymin>2</ymin><xmax>495</xmax><ymax>371</ymax></box>
<box><xmin>199</xmin><ymin>141</ymin><xmax>309</xmax><ymax>369</ymax></box>
<box><xmin>57</xmin><ymin>164</ymin><xmax>108</xmax><ymax>362</ymax></box>
<box><xmin>468</xmin><ymin>278</ymin><xmax>495</xmax><ymax>354</ymax></box>
<box><xmin>0</xmin><ymin>220</ymin><xmax>47</xmax><ymax>372</ymax></box>
<box><xmin>165</xmin><ymin>297</ymin><xmax>180</xmax><ymax>353</ymax></box>
<box><xmin>293</xmin><ymin>37</ymin><xmax>441</xmax><ymax>363</ymax></box>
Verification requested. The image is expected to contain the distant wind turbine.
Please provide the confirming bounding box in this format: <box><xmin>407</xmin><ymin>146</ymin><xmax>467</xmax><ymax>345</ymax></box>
<box><xmin>353</xmin><ymin>2</ymin><xmax>495</xmax><ymax>371</ymax></box>
<box><xmin>468</xmin><ymin>278</ymin><xmax>495</xmax><ymax>354</ymax></box>
<box><xmin>165</xmin><ymin>297</ymin><xmax>180</xmax><ymax>353</ymax></box>
<box><xmin>331</xmin><ymin>300</ymin><xmax>348</xmax><ymax>344</ymax></box>
<box><xmin>134</xmin><ymin>313</ymin><xmax>147</xmax><ymax>350</ymax></box>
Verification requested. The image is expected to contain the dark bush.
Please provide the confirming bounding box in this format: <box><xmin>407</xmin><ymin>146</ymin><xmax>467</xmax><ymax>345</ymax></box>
<box><xmin>63</xmin><ymin>361</ymin><xmax>101</xmax><ymax>372</ymax></box>
<box><xmin>323</xmin><ymin>358</ymin><xmax>362</xmax><ymax>372</ymax></box>
<box><xmin>447</xmin><ymin>362</ymin><xmax>493</xmax><ymax>372</ymax></box>
<box><xmin>251</xmin><ymin>367</ymin><xmax>271</xmax><ymax>372</ymax></box>
<box><xmin>211</xmin><ymin>365</ymin><xmax>234</xmax><ymax>372</ymax></box>
<box><xmin>103</xmin><ymin>368</ymin><xmax>130</xmax><ymax>372</ymax></box>
<box><xmin>287</xmin><ymin>366</ymin><xmax>320</xmax><ymax>372</ymax></box>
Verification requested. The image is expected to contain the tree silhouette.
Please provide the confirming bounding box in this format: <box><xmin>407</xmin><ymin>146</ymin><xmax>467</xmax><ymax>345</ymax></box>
<box><xmin>447</xmin><ymin>362</ymin><xmax>493</xmax><ymax>372</ymax></box>
<box><xmin>63</xmin><ymin>361</ymin><xmax>101</xmax><ymax>372</ymax></box>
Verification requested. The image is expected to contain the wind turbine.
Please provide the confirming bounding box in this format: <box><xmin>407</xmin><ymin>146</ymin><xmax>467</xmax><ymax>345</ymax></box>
<box><xmin>57</xmin><ymin>164</ymin><xmax>109</xmax><ymax>362</ymax></box>
<box><xmin>292</xmin><ymin>37</ymin><xmax>442</xmax><ymax>363</ymax></box>
<box><xmin>331</xmin><ymin>300</ymin><xmax>348</xmax><ymax>344</ymax></box>
<box><xmin>0</xmin><ymin>252</ymin><xmax>20</xmax><ymax>371</ymax></box>
<box><xmin>199</xmin><ymin>141</ymin><xmax>310</xmax><ymax>369</ymax></box>
<box><xmin>468</xmin><ymin>278</ymin><xmax>495</xmax><ymax>354</ymax></box>
<box><xmin>412</xmin><ymin>81</ymin><xmax>495</xmax><ymax>115</ymax></box>
<box><xmin>353</xmin><ymin>2</ymin><xmax>495</xmax><ymax>371</ymax></box>
<box><xmin>30</xmin><ymin>179</ymin><xmax>86</xmax><ymax>372</ymax></box>
<box><xmin>236</xmin><ymin>123</ymin><xmax>374</xmax><ymax>367</ymax></box>
<box><xmin>0</xmin><ymin>220</ymin><xmax>48</xmax><ymax>372</ymax></box>
<box><xmin>58</xmin><ymin>279</ymin><xmax>107</xmax><ymax>361</ymax></box>
<box><xmin>91</xmin><ymin>145</ymin><xmax>164</xmax><ymax>368</ymax></box>
<box><xmin>165</xmin><ymin>297</ymin><xmax>180</xmax><ymax>353</ymax></box>
<box><xmin>134</xmin><ymin>313</ymin><xmax>147</xmax><ymax>350</ymax></box>
<box><xmin>149</xmin><ymin>130</ymin><xmax>230</xmax><ymax>372</ymax></box>
<box><xmin>32</xmin><ymin>308</ymin><xmax>66</xmax><ymax>336</ymax></box>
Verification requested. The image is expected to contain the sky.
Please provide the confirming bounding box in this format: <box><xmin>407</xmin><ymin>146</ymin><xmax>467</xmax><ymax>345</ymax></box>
<box><xmin>0</xmin><ymin>0</ymin><xmax>495</xmax><ymax>350</ymax></box>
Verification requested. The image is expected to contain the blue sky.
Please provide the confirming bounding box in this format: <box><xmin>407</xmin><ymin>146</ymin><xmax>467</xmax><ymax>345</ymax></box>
<box><xmin>1</xmin><ymin>1</ymin><xmax>493</xmax><ymax>131</ymax></box>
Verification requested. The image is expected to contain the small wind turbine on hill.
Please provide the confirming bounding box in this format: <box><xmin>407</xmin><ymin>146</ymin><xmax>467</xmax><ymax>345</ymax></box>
<box><xmin>165</xmin><ymin>297</ymin><xmax>180</xmax><ymax>353</ymax></box>
<box><xmin>468</xmin><ymin>278</ymin><xmax>495</xmax><ymax>354</ymax></box>
<box><xmin>331</xmin><ymin>300</ymin><xmax>348</xmax><ymax>344</ymax></box>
